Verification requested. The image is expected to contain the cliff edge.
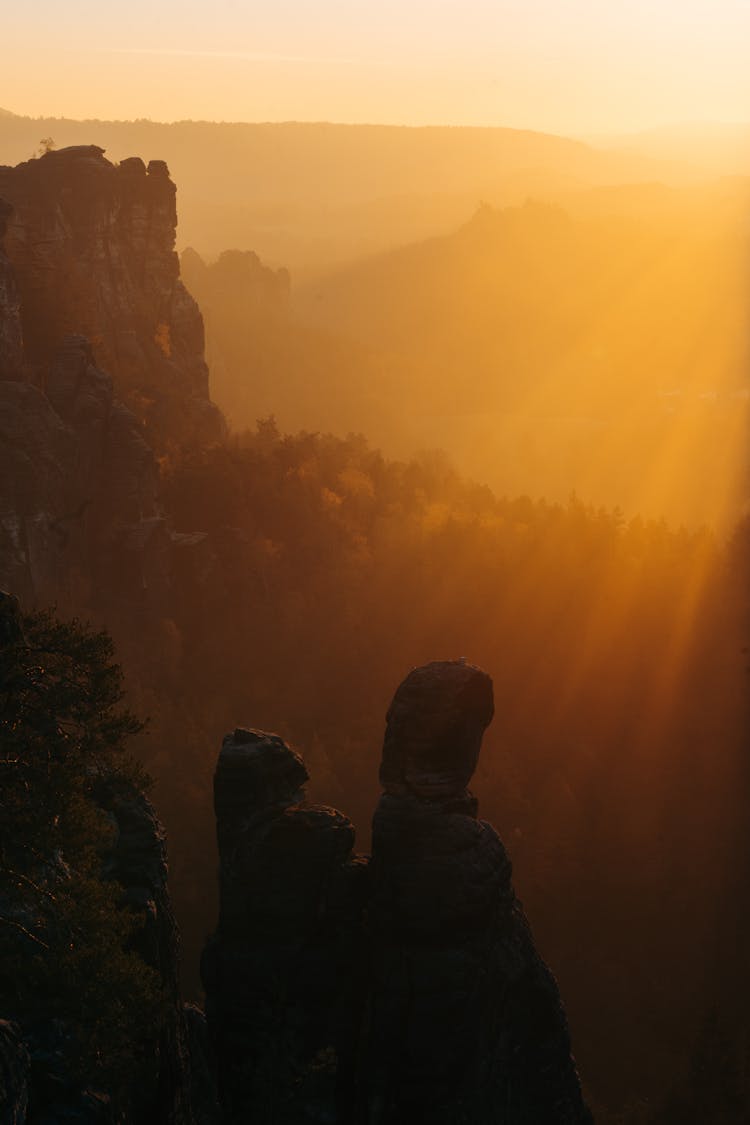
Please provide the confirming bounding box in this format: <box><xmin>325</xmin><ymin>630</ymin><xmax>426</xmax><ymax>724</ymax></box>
<box><xmin>0</xmin><ymin>146</ymin><xmax>223</xmax><ymax>618</ymax></box>
<box><xmin>0</xmin><ymin>145</ymin><xmax>223</xmax><ymax>453</ymax></box>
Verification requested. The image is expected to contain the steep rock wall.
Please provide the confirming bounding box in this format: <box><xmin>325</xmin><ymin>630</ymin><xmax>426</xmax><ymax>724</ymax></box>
<box><xmin>0</xmin><ymin>199</ymin><xmax>23</xmax><ymax>379</ymax></box>
<box><xmin>0</xmin><ymin>147</ymin><xmax>223</xmax><ymax>616</ymax></box>
<box><xmin>202</xmin><ymin>729</ymin><xmax>368</xmax><ymax>1122</ymax></box>
<box><xmin>0</xmin><ymin>146</ymin><xmax>223</xmax><ymax>452</ymax></box>
<box><xmin>0</xmin><ymin>334</ymin><xmax>161</xmax><ymax>615</ymax></box>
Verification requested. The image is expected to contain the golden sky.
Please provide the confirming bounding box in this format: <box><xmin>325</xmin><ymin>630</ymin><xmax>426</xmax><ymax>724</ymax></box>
<box><xmin>5</xmin><ymin>0</ymin><xmax>750</xmax><ymax>134</ymax></box>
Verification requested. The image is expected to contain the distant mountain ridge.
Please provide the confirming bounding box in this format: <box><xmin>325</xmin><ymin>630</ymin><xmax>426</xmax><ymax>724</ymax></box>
<box><xmin>0</xmin><ymin>112</ymin><xmax>702</xmax><ymax>269</ymax></box>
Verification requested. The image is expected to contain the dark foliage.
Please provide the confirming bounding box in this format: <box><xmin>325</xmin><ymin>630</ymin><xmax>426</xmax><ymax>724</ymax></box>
<box><xmin>0</xmin><ymin>610</ymin><xmax>165</xmax><ymax>1102</ymax></box>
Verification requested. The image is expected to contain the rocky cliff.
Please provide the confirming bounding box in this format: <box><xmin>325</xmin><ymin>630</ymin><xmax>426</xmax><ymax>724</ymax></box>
<box><xmin>0</xmin><ymin>146</ymin><xmax>223</xmax><ymax>617</ymax></box>
<box><xmin>0</xmin><ymin>146</ymin><xmax>223</xmax><ymax>452</ymax></box>
<box><xmin>204</xmin><ymin>661</ymin><xmax>592</xmax><ymax>1124</ymax></box>
<box><xmin>0</xmin><ymin>334</ymin><xmax>161</xmax><ymax>616</ymax></box>
<box><xmin>0</xmin><ymin>199</ymin><xmax>23</xmax><ymax>380</ymax></box>
<box><xmin>201</xmin><ymin>728</ymin><xmax>368</xmax><ymax>1122</ymax></box>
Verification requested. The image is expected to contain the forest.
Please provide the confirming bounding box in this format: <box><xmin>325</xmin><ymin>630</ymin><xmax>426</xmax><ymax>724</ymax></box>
<box><xmin>182</xmin><ymin>186</ymin><xmax>749</xmax><ymax>530</ymax></box>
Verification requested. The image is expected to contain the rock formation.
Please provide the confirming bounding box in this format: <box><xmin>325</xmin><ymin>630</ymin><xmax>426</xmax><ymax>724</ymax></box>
<box><xmin>364</xmin><ymin>660</ymin><xmax>592</xmax><ymax>1123</ymax></box>
<box><xmin>0</xmin><ymin>146</ymin><xmax>224</xmax><ymax>453</ymax></box>
<box><xmin>0</xmin><ymin>199</ymin><xmax>23</xmax><ymax>380</ymax></box>
<box><xmin>0</xmin><ymin>147</ymin><xmax>224</xmax><ymax>618</ymax></box>
<box><xmin>204</xmin><ymin>662</ymin><xmax>591</xmax><ymax>1124</ymax></box>
<box><xmin>202</xmin><ymin>728</ymin><xmax>368</xmax><ymax>1122</ymax></box>
<box><xmin>0</xmin><ymin>333</ymin><xmax>161</xmax><ymax>615</ymax></box>
<box><xmin>95</xmin><ymin>774</ymin><xmax>219</xmax><ymax>1125</ymax></box>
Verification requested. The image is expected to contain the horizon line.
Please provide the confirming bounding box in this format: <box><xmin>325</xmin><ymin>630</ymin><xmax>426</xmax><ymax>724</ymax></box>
<box><xmin>1</xmin><ymin>106</ymin><xmax>750</xmax><ymax>141</ymax></box>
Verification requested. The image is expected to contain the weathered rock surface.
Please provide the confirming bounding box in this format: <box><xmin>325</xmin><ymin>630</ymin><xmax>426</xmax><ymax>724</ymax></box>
<box><xmin>203</xmin><ymin>728</ymin><xmax>369</xmax><ymax>1123</ymax></box>
<box><xmin>0</xmin><ymin>334</ymin><xmax>161</xmax><ymax>615</ymax></box>
<box><xmin>0</xmin><ymin>146</ymin><xmax>224</xmax><ymax>452</ymax></box>
<box><xmin>364</xmin><ymin>660</ymin><xmax>591</xmax><ymax>1124</ymax></box>
<box><xmin>95</xmin><ymin>776</ymin><xmax>200</xmax><ymax>1125</ymax></box>
<box><xmin>0</xmin><ymin>199</ymin><xmax>23</xmax><ymax>381</ymax></box>
<box><xmin>0</xmin><ymin>148</ymin><xmax>225</xmax><ymax>619</ymax></box>
<box><xmin>205</xmin><ymin>664</ymin><xmax>591</xmax><ymax>1124</ymax></box>
<box><xmin>379</xmin><ymin>658</ymin><xmax>494</xmax><ymax>801</ymax></box>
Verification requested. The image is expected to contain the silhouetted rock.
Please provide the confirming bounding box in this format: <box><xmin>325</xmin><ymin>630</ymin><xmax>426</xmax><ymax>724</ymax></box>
<box><xmin>379</xmin><ymin>658</ymin><xmax>494</xmax><ymax>800</ymax></box>
<box><xmin>364</xmin><ymin>660</ymin><xmax>591</xmax><ymax>1124</ymax></box>
<box><xmin>203</xmin><ymin>728</ymin><xmax>368</xmax><ymax>1123</ymax></box>
<box><xmin>95</xmin><ymin>775</ymin><xmax>204</xmax><ymax>1125</ymax></box>
<box><xmin>182</xmin><ymin>1005</ymin><xmax>222</xmax><ymax>1125</ymax></box>
<box><xmin>204</xmin><ymin>664</ymin><xmax>590</xmax><ymax>1124</ymax></box>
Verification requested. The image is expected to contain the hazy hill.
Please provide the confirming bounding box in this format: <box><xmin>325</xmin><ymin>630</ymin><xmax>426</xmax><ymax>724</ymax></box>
<box><xmin>186</xmin><ymin>186</ymin><xmax>749</xmax><ymax>529</ymax></box>
<box><xmin>0</xmin><ymin>110</ymin><xmax>700</xmax><ymax>271</ymax></box>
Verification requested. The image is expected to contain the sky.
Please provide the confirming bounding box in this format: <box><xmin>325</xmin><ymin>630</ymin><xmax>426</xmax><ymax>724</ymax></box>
<box><xmin>4</xmin><ymin>0</ymin><xmax>750</xmax><ymax>134</ymax></box>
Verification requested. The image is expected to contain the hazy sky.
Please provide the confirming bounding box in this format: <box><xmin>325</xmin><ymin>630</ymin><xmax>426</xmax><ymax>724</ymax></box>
<box><xmin>5</xmin><ymin>0</ymin><xmax>750</xmax><ymax>134</ymax></box>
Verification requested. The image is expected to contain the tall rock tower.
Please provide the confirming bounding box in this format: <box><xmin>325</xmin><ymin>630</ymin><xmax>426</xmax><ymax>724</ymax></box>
<box><xmin>204</xmin><ymin>661</ymin><xmax>592</xmax><ymax>1123</ymax></box>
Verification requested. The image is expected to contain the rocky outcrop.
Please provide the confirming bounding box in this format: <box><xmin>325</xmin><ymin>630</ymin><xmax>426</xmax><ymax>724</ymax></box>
<box><xmin>204</xmin><ymin>663</ymin><xmax>591</xmax><ymax>1124</ymax></box>
<box><xmin>202</xmin><ymin>728</ymin><xmax>369</xmax><ymax>1123</ymax></box>
<box><xmin>0</xmin><ymin>150</ymin><xmax>226</xmax><ymax>1117</ymax></box>
<box><xmin>95</xmin><ymin>776</ymin><xmax>199</xmax><ymax>1125</ymax></box>
<box><xmin>0</xmin><ymin>146</ymin><xmax>224</xmax><ymax>453</ymax></box>
<box><xmin>0</xmin><ymin>200</ymin><xmax>23</xmax><ymax>381</ymax></box>
<box><xmin>0</xmin><ymin>334</ymin><xmax>161</xmax><ymax>615</ymax></box>
<box><xmin>0</xmin><ymin>146</ymin><xmax>226</xmax><ymax>617</ymax></box>
<box><xmin>365</xmin><ymin>661</ymin><xmax>592</xmax><ymax>1123</ymax></box>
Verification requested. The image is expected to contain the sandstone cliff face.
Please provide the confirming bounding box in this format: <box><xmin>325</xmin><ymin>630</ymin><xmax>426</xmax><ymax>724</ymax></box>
<box><xmin>0</xmin><ymin>146</ymin><xmax>224</xmax><ymax>617</ymax></box>
<box><xmin>96</xmin><ymin>775</ymin><xmax>219</xmax><ymax>1125</ymax></box>
<box><xmin>0</xmin><ymin>199</ymin><xmax>23</xmax><ymax>380</ymax></box>
<box><xmin>204</xmin><ymin>663</ymin><xmax>591</xmax><ymax>1124</ymax></box>
<box><xmin>0</xmin><ymin>146</ymin><xmax>223</xmax><ymax>452</ymax></box>
<box><xmin>0</xmin><ymin>334</ymin><xmax>161</xmax><ymax>615</ymax></box>
<box><xmin>0</xmin><ymin>149</ymin><xmax>225</xmax><ymax>1118</ymax></box>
